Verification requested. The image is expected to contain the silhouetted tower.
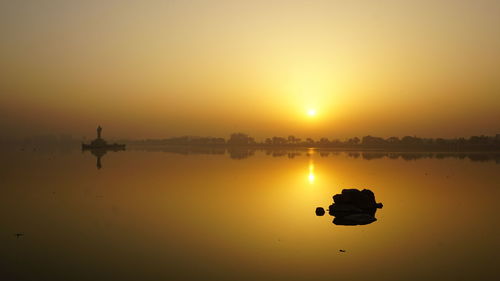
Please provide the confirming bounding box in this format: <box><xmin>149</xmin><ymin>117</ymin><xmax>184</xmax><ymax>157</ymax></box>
<box><xmin>97</xmin><ymin>126</ymin><xmax>102</xmax><ymax>139</ymax></box>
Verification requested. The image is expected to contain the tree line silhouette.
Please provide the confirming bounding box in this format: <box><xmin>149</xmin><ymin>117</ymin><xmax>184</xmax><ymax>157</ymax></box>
<box><xmin>131</xmin><ymin>146</ymin><xmax>500</xmax><ymax>163</ymax></box>
<box><xmin>129</xmin><ymin>133</ymin><xmax>500</xmax><ymax>151</ymax></box>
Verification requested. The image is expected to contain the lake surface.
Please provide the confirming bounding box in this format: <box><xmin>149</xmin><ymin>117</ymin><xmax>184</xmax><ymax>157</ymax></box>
<box><xmin>1</xmin><ymin>147</ymin><xmax>499</xmax><ymax>281</ymax></box>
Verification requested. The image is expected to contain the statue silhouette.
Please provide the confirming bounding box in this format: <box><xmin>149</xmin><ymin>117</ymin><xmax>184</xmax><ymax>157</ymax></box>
<box><xmin>97</xmin><ymin>126</ymin><xmax>102</xmax><ymax>139</ymax></box>
<box><xmin>82</xmin><ymin>125</ymin><xmax>126</xmax><ymax>169</ymax></box>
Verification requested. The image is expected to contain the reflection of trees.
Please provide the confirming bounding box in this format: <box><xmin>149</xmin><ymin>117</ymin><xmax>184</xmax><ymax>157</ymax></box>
<box><xmin>362</xmin><ymin>152</ymin><xmax>385</xmax><ymax>160</ymax></box>
<box><xmin>400</xmin><ymin>153</ymin><xmax>425</xmax><ymax>161</ymax></box>
<box><xmin>132</xmin><ymin>145</ymin><xmax>225</xmax><ymax>155</ymax></box>
<box><xmin>227</xmin><ymin>133</ymin><xmax>255</xmax><ymax>145</ymax></box>
<box><xmin>341</xmin><ymin>151</ymin><xmax>499</xmax><ymax>163</ymax></box>
<box><xmin>263</xmin><ymin>149</ymin><xmax>301</xmax><ymax>158</ymax></box>
<box><xmin>130</xmin><ymin>145</ymin><xmax>499</xmax><ymax>163</ymax></box>
<box><xmin>468</xmin><ymin>154</ymin><xmax>494</xmax><ymax>162</ymax></box>
<box><xmin>227</xmin><ymin>148</ymin><xmax>255</xmax><ymax>160</ymax></box>
<box><xmin>128</xmin><ymin>133</ymin><xmax>500</xmax><ymax>151</ymax></box>
<box><xmin>319</xmin><ymin>152</ymin><xmax>330</xmax><ymax>157</ymax></box>
<box><xmin>348</xmin><ymin>152</ymin><xmax>360</xmax><ymax>159</ymax></box>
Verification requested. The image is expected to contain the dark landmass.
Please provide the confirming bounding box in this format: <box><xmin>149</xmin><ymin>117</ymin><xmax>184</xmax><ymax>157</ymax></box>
<box><xmin>128</xmin><ymin>145</ymin><xmax>500</xmax><ymax>163</ymax></box>
<box><xmin>3</xmin><ymin>132</ymin><xmax>499</xmax><ymax>152</ymax></box>
<box><xmin>125</xmin><ymin>133</ymin><xmax>500</xmax><ymax>152</ymax></box>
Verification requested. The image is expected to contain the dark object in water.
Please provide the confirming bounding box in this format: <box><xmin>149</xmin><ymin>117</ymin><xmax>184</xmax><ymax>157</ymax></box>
<box><xmin>82</xmin><ymin>126</ymin><xmax>126</xmax><ymax>169</ymax></box>
<box><xmin>81</xmin><ymin>125</ymin><xmax>126</xmax><ymax>150</ymax></box>
<box><xmin>15</xmin><ymin>233</ymin><xmax>24</xmax><ymax>238</ymax></box>
<box><xmin>333</xmin><ymin>214</ymin><xmax>377</xmax><ymax>225</ymax></box>
<box><xmin>315</xmin><ymin>188</ymin><xmax>383</xmax><ymax>226</ymax></box>
<box><xmin>315</xmin><ymin>207</ymin><xmax>325</xmax><ymax>216</ymax></box>
<box><xmin>82</xmin><ymin>143</ymin><xmax>125</xmax><ymax>150</ymax></box>
<box><xmin>339</xmin><ymin>249</ymin><xmax>346</xmax><ymax>253</ymax></box>
<box><xmin>330</xmin><ymin>189</ymin><xmax>383</xmax><ymax>217</ymax></box>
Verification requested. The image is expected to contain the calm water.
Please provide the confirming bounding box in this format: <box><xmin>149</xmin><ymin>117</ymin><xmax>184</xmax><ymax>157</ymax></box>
<box><xmin>1</xmin><ymin>147</ymin><xmax>499</xmax><ymax>281</ymax></box>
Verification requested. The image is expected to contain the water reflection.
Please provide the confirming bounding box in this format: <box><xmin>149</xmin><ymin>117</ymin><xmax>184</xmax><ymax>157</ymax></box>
<box><xmin>128</xmin><ymin>145</ymin><xmax>500</xmax><ymax>163</ymax></box>
<box><xmin>2</xmin><ymin>147</ymin><xmax>499</xmax><ymax>281</ymax></box>
<box><xmin>308</xmin><ymin>161</ymin><xmax>315</xmax><ymax>184</ymax></box>
<box><xmin>227</xmin><ymin>148</ymin><xmax>255</xmax><ymax>159</ymax></box>
<box><xmin>82</xmin><ymin>147</ymin><xmax>125</xmax><ymax>169</ymax></box>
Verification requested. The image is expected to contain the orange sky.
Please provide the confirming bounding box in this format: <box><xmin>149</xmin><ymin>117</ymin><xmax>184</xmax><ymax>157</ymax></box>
<box><xmin>1</xmin><ymin>0</ymin><xmax>499</xmax><ymax>140</ymax></box>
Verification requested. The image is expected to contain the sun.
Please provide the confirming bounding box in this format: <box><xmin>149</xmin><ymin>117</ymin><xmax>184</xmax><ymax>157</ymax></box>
<box><xmin>307</xmin><ymin>108</ymin><xmax>317</xmax><ymax>117</ymax></box>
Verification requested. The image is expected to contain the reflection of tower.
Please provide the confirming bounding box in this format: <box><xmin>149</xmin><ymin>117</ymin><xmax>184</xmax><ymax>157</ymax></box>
<box><xmin>97</xmin><ymin>126</ymin><xmax>102</xmax><ymax>139</ymax></box>
<box><xmin>90</xmin><ymin>149</ymin><xmax>107</xmax><ymax>170</ymax></box>
<box><xmin>96</xmin><ymin>155</ymin><xmax>102</xmax><ymax>169</ymax></box>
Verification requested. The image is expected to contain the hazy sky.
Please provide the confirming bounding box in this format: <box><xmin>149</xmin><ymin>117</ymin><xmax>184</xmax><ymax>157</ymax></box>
<box><xmin>1</xmin><ymin>0</ymin><xmax>499</xmax><ymax>140</ymax></box>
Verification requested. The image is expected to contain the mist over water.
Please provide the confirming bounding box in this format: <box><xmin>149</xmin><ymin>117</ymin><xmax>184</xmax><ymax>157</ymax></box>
<box><xmin>1</xmin><ymin>147</ymin><xmax>498</xmax><ymax>281</ymax></box>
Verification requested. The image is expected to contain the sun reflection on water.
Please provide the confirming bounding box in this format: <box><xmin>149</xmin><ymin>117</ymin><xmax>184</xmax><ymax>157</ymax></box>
<box><xmin>308</xmin><ymin>161</ymin><xmax>315</xmax><ymax>184</ymax></box>
<box><xmin>307</xmin><ymin>148</ymin><xmax>316</xmax><ymax>184</ymax></box>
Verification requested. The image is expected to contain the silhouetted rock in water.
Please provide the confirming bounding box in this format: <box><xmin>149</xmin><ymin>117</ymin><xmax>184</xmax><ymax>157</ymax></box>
<box><xmin>333</xmin><ymin>214</ymin><xmax>377</xmax><ymax>225</ymax></box>
<box><xmin>316</xmin><ymin>188</ymin><xmax>383</xmax><ymax>226</ymax></box>
<box><xmin>330</xmin><ymin>189</ymin><xmax>383</xmax><ymax>215</ymax></box>
<box><xmin>316</xmin><ymin>207</ymin><xmax>325</xmax><ymax>216</ymax></box>
<box><xmin>329</xmin><ymin>204</ymin><xmax>363</xmax><ymax>217</ymax></box>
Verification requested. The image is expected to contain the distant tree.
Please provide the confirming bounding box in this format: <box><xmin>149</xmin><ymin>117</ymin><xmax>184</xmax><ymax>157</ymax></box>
<box><xmin>386</xmin><ymin>136</ymin><xmax>400</xmax><ymax>144</ymax></box>
<box><xmin>228</xmin><ymin>133</ymin><xmax>254</xmax><ymax>145</ymax></box>
<box><xmin>361</xmin><ymin>135</ymin><xmax>386</xmax><ymax>145</ymax></box>
<box><xmin>215</xmin><ymin>138</ymin><xmax>226</xmax><ymax>145</ymax></box>
<box><xmin>272</xmin><ymin>136</ymin><xmax>287</xmax><ymax>145</ymax></box>
<box><xmin>331</xmin><ymin>139</ymin><xmax>342</xmax><ymax>145</ymax></box>
<box><xmin>347</xmin><ymin>137</ymin><xmax>360</xmax><ymax>145</ymax></box>
<box><xmin>435</xmin><ymin>138</ymin><xmax>447</xmax><ymax>145</ymax></box>
<box><xmin>401</xmin><ymin>136</ymin><xmax>423</xmax><ymax>145</ymax></box>
<box><xmin>469</xmin><ymin>135</ymin><xmax>490</xmax><ymax>145</ymax></box>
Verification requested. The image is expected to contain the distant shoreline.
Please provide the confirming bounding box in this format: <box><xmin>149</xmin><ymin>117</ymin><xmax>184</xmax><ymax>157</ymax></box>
<box><xmin>123</xmin><ymin>133</ymin><xmax>500</xmax><ymax>152</ymax></box>
<box><xmin>126</xmin><ymin>144</ymin><xmax>500</xmax><ymax>162</ymax></box>
<box><xmin>6</xmin><ymin>133</ymin><xmax>499</xmax><ymax>153</ymax></box>
<box><xmin>127</xmin><ymin>143</ymin><xmax>500</xmax><ymax>153</ymax></box>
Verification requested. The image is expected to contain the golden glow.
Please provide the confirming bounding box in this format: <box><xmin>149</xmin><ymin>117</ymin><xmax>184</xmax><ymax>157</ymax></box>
<box><xmin>308</xmin><ymin>160</ymin><xmax>315</xmax><ymax>184</ymax></box>
<box><xmin>307</xmin><ymin>109</ymin><xmax>317</xmax><ymax>117</ymax></box>
<box><xmin>0</xmin><ymin>1</ymin><xmax>498</xmax><ymax>138</ymax></box>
